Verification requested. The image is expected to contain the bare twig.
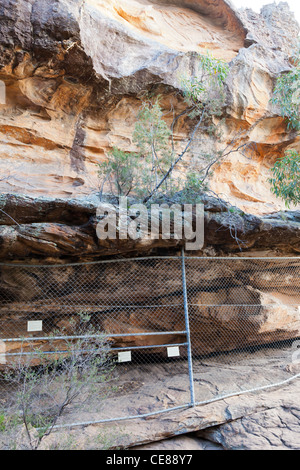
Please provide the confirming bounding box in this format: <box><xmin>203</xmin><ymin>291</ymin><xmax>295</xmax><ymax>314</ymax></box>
<box><xmin>143</xmin><ymin>108</ymin><xmax>207</xmax><ymax>203</ymax></box>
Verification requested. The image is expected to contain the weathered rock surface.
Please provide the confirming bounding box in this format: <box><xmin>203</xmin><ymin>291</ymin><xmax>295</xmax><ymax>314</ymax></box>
<box><xmin>0</xmin><ymin>193</ymin><xmax>299</xmax><ymax>262</ymax></box>
<box><xmin>0</xmin><ymin>0</ymin><xmax>299</xmax><ymax>371</ymax></box>
<box><xmin>0</xmin><ymin>0</ymin><xmax>299</xmax><ymax>452</ymax></box>
<box><xmin>0</xmin><ymin>0</ymin><xmax>299</xmax><ymax>215</ymax></box>
<box><xmin>197</xmin><ymin>401</ymin><xmax>300</xmax><ymax>450</ymax></box>
<box><xmin>0</xmin><ymin>248</ymin><xmax>299</xmax><ymax>363</ymax></box>
<box><xmin>131</xmin><ymin>434</ymin><xmax>223</xmax><ymax>450</ymax></box>
<box><xmin>19</xmin><ymin>346</ymin><xmax>300</xmax><ymax>450</ymax></box>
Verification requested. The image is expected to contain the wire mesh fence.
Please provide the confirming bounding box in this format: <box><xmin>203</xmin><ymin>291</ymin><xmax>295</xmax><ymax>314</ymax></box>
<box><xmin>0</xmin><ymin>254</ymin><xmax>299</xmax><ymax>429</ymax></box>
<box><xmin>185</xmin><ymin>257</ymin><xmax>300</xmax><ymax>407</ymax></box>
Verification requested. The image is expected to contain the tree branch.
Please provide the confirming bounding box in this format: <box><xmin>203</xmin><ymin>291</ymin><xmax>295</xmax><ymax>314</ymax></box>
<box><xmin>143</xmin><ymin>108</ymin><xmax>206</xmax><ymax>203</ymax></box>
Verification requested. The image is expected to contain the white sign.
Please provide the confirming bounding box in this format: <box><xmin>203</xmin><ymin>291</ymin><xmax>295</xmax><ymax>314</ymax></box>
<box><xmin>27</xmin><ymin>320</ymin><xmax>43</xmax><ymax>332</ymax></box>
<box><xmin>167</xmin><ymin>346</ymin><xmax>180</xmax><ymax>358</ymax></box>
<box><xmin>0</xmin><ymin>340</ymin><xmax>6</xmax><ymax>365</ymax></box>
<box><xmin>118</xmin><ymin>351</ymin><xmax>132</xmax><ymax>363</ymax></box>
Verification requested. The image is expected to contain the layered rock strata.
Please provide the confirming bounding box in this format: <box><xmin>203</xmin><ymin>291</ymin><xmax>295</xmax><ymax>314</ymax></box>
<box><xmin>0</xmin><ymin>1</ymin><xmax>300</xmax><ymax>363</ymax></box>
<box><xmin>0</xmin><ymin>0</ymin><xmax>299</xmax><ymax>214</ymax></box>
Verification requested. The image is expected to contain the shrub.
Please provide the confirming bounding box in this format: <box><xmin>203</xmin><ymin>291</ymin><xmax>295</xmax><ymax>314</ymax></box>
<box><xmin>269</xmin><ymin>149</ymin><xmax>300</xmax><ymax>208</ymax></box>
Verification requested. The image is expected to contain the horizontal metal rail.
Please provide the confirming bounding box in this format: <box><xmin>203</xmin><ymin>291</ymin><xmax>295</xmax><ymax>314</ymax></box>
<box><xmin>0</xmin><ymin>304</ymin><xmax>185</xmax><ymax>311</ymax></box>
<box><xmin>0</xmin><ymin>331</ymin><xmax>187</xmax><ymax>343</ymax></box>
<box><xmin>0</xmin><ymin>342</ymin><xmax>188</xmax><ymax>357</ymax></box>
<box><xmin>109</xmin><ymin>342</ymin><xmax>188</xmax><ymax>352</ymax></box>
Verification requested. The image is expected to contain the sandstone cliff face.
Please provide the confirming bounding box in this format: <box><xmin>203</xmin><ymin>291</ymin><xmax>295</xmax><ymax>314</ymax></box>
<box><xmin>1</xmin><ymin>4</ymin><xmax>300</xmax><ymax>447</ymax></box>
<box><xmin>0</xmin><ymin>1</ymin><xmax>299</xmax><ymax>383</ymax></box>
<box><xmin>0</xmin><ymin>0</ymin><xmax>299</xmax><ymax>219</ymax></box>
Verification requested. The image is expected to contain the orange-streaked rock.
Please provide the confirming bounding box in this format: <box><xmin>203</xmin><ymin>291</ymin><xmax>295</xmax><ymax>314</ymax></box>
<box><xmin>0</xmin><ymin>0</ymin><xmax>299</xmax><ymax>216</ymax></box>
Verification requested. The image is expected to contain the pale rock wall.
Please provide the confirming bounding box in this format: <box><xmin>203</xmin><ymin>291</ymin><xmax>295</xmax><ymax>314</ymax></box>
<box><xmin>0</xmin><ymin>0</ymin><xmax>299</xmax><ymax>215</ymax></box>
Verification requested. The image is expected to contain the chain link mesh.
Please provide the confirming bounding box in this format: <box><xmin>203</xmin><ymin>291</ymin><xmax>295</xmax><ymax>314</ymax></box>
<box><xmin>0</xmin><ymin>256</ymin><xmax>299</xmax><ymax>427</ymax></box>
<box><xmin>185</xmin><ymin>257</ymin><xmax>300</xmax><ymax>406</ymax></box>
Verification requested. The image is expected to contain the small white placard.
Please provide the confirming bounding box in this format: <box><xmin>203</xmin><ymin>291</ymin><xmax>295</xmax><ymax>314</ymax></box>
<box><xmin>167</xmin><ymin>346</ymin><xmax>180</xmax><ymax>358</ymax></box>
<box><xmin>27</xmin><ymin>320</ymin><xmax>43</xmax><ymax>332</ymax></box>
<box><xmin>118</xmin><ymin>351</ymin><xmax>132</xmax><ymax>363</ymax></box>
<box><xmin>0</xmin><ymin>340</ymin><xmax>6</xmax><ymax>365</ymax></box>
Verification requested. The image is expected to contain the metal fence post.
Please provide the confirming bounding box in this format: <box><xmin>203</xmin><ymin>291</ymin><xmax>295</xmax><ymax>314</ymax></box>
<box><xmin>181</xmin><ymin>247</ymin><xmax>195</xmax><ymax>407</ymax></box>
